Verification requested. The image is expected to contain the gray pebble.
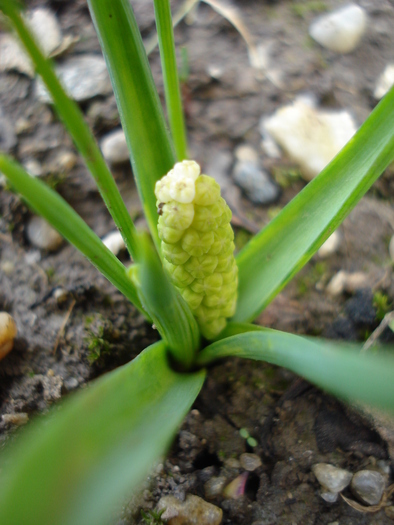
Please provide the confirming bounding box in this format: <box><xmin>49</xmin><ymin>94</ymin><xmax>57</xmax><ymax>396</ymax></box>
<box><xmin>100</xmin><ymin>129</ymin><xmax>129</xmax><ymax>164</ymax></box>
<box><xmin>350</xmin><ymin>470</ymin><xmax>385</xmax><ymax>506</ymax></box>
<box><xmin>312</xmin><ymin>463</ymin><xmax>352</xmax><ymax>493</ymax></box>
<box><xmin>204</xmin><ymin>476</ymin><xmax>227</xmax><ymax>499</ymax></box>
<box><xmin>64</xmin><ymin>377</ymin><xmax>79</xmax><ymax>391</ymax></box>
<box><xmin>0</xmin><ymin>106</ymin><xmax>17</xmax><ymax>153</ymax></box>
<box><xmin>233</xmin><ymin>160</ymin><xmax>279</xmax><ymax>205</ymax></box>
<box><xmin>36</xmin><ymin>55</ymin><xmax>112</xmax><ymax>102</ymax></box>
<box><xmin>240</xmin><ymin>453</ymin><xmax>262</xmax><ymax>472</ymax></box>
<box><xmin>320</xmin><ymin>491</ymin><xmax>338</xmax><ymax>503</ymax></box>
<box><xmin>27</xmin><ymin>216</ymin><xmax>63</xmax><ymax>252</ymax></box>
<box><xmin>157</xmin><ymin>494</ymin><xmax>222</xmax><ymax>525</ymax></box>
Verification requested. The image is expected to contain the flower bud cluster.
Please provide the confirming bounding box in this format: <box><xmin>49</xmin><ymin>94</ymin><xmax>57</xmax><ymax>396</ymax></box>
<box><xmin>155</xmin><ymin>160</ymin><xmax>238</xmax><ymax>340</ymax></box>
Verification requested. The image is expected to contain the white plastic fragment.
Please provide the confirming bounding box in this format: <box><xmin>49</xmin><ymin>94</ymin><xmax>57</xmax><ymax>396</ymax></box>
<box><xmin>102</xmin><ymin>231</ymin><xmax>125</xmax><ymax>256</ymax></box>
<box><xmin>100</xmin><ymin>129</ymin><xmax>129</xmax><ymax>164</ymax></box>
<box><xmin>374</xmin><ymin>64</ymin><xmax>394</xmax><ymax>100</ymax></box>
<box><xmin>309</xmin><ymin>3</ymin><xmax>367</xmax><ymax>54</ymax></box>
<box><xmin>262</xmin><ymin>96</ymin><xmax>357</xmax><ymax>181</ymax></box>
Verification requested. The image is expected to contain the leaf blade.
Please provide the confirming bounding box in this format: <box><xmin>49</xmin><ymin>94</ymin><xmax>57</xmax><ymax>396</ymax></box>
<box><xmin>0</xmin><ymin>1</ymin><xmax>141</xmax><ymax>261</ymax></box>
<box><xmin>87</xmin><ymin>0</ymin><xmax>176</xmax><ymax>248</ymax></box>
<box><xmin>234</xmin><ymin>87</ymin><xmax>394</xmax><ymax>322</ymax></box>
<box><xmin>153</xmin><ymin>0</ymin><xmax>188</xmax><ymax>161</ymax></box>
<box><xmin>0</xmin><ymin>342</ymin><xmax>206</xmax><ymax>525</ymax></box>
<box><xmin>197</xmin><ymin>327</ymin><xmax>394</xmax><ymax>413</ymax></box>
<box><xmin>0</xmin><ymin>154</ymin><xmax>144</xmax><ymax>314</ymax></box>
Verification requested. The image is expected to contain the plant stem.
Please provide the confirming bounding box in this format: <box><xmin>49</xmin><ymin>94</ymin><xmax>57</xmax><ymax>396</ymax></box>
<box><xmin>153</xmin><ymin>0</ymin><xmax>188</xmax><ymax>161</ymax></box>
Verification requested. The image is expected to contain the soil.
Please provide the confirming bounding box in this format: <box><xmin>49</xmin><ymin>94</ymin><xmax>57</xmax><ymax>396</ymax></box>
<box><xmin>1</xmin><ymin>0</ymin><xmax>394</xmax><ymax>524</ymax></box>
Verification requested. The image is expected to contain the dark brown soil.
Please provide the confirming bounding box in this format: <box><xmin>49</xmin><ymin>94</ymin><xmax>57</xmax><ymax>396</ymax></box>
<box><xmin>1</xmin><ymin>1</ymin><xmax>394</xmax><ymax>524</ymax></box>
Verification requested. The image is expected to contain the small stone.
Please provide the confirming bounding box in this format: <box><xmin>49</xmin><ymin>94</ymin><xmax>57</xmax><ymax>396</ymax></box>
<box><xmin>157</xmin><ymin>494</ymin><xmax>223</xmax><ymax>525</ymax></box>
<box><xmin>1</xmin><ymin>261</ymin><xmax>14</xmax><ymax>276</ymax></box>
<box><xmin>326</xmin><ymin>270</ymin><xmax>369</xmax><ymax>296</ymax></box>
<box><xmin>36</xmin><ymin>55</ymin><xmax>113</xmax><ymax>102</ymax></box>
<box><xmin>102</xmin><ymin>231</ymin><xmax>125</xmax><ymax>256</ymax></box>
<box><xmin>312</xmin><ymin>463</ymin><xmax>352</xmax><ymax>493</ymax></box>
<box><xmin>309</xmin><ymin>4</ymin><xmax>367</xmax><ymax>54</ymax></box>
<box><xmin>233</xmin><ymin>150</ymin><xmax>280</xmax><ymax>205</ymax></box>
<box><xmin>350</xmin><ymin>470</ymin><xmax>385</xmax><ymax>506</ymax></box>
<box><xmin>27</xmin><ymin>216</ymin><xmax>64</xmax><ymax>252</ymax></box>
<box><xmin>240</xmin><ymin>453</ymin><xmax>262</xmax><ymax>472</ymax></box>
<box><xmin>24</xmin><ymin>158</ymin><xmax>43</xmax><ymax>177</ymax></box>
<box><xmin>224</xmin><ymin>458</ymin><xmax>241</xmax><ymax>469</ymax></box>
<box><xmin>385</xmin><ymin>506</ymin><xmax>394</xmax><ymax>520</ymax></box>
<box><xmin>376</xmin><ymin>460</ymin><xmax>390</xmax><ymax>477</ymax></box>
<box><xmin>53</xmin><ymin>287</ymin><xmax>69</xmax><ymax>304</ymax></box>
<box><xmin>389</xmin><ymin>235</ymin><xmax>394</xmax><ymax>262</ymax></box>
<box><xmin>2</xmin><ymin>412</ymin><xmax>29</xmax><ymax>426</ymax></box>
<box><xmin>262</xmin><ymin>96</ymin><xmax>357</xmax><ymax>181</ymax></box>
<box><xmin>374</xmin><ymin>64</ymin><xmax>394</xmax><ymax>100</ymax></box>
<box><xmin>100</xmin><ymin>129</ymin><xmax>129</xmax><ymax>164</ymax></box>
<box><xmin>320</xmin><ymin>491</ymin><xmax>338</xmax><ymax>503</ymax></box>
<box><xmin>49</xmin><ymin>151</ymin><xmax>77</xmax><ymax>173</ymax></box>
<box><xmin>0</xmin><ymin>312</ymin><xmax>17</xmax><ymax>361</ymax></box>
<box><xmin>318</xmin><ymin>231</ymin><xmax>341</xmax><ymax>258</ymax></box>
<box><xmin>0</xmin><ymin>106</ymin><xmax>17</xmax><ymax>153</ymax></box>
<box><xmin>204</xmin><ymin>476</ymin><xmax>227</xmax><ymax>499</ymax></box>
<box><xmin>64</xmin><ymin>377</ymin><xmax>79</xmax><ymax>391</ymax></box>
<box><xmin>26</xmin><ymin>8</ymin><xmax>62</xmax><ymax>56</ymax></box>
<box><xmin>0</xmin><ymin>33</ymin><xmax>34</xmax><ymax>77</ymax></box>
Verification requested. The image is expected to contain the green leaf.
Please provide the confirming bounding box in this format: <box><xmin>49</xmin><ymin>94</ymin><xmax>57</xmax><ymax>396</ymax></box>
<box><xmin>153</xmin><ymin>0</ymin><xmax>188</xmax><ymax>161</ymax></box>
<box><xmin>197</xmin><ymin>326</ymin><xmax>394</xmax><ymax>413</ymax></box>
<box><xmin>0</xmin><ymin>342</ymin><xmax>206</xmax><ymax>525</ymax></box>
<box><xmin>130</xmin><ymin>234</ymin><xmax>200</xmax><ymax>369</ymax></box>
<box><xmin>87</xmin><ymin>0</ymin><xmax>176</xmax><ymax>248</ymax></box>
<box><xmin>234</xmin><ymin>86</ymin><xmax>394</xmax><ymax>322</ymax></box>
<box><xmin>0</xmin><ymin>154</ymin><xmax>144</xmax><ymax>315</ymax></box>
<box><xmin>0</xmin><ymin>1</ymin><xmax>141</xmax><ymax>261</ymax></box>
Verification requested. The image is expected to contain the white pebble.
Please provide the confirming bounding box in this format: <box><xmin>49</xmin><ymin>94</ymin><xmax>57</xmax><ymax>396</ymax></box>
<box><xmin>318</xmin><ymin>231</ymin><xmax>341</xmax><ymax>258</ymax></box>
<box><xmin>262</xmin><ymin>96</ymin><xmax>357</xmax><ymax>181</ymax></box>
<box><xmin>0</xmin><ymin>33</ymin><xmax>34</xmax><ymax>77</ymax></box>
<box><xmin>27</xmin><ymin>216</ymin><xmax>63</xmax><ymax>252</ymax></box>
<box><xmin>26</xmin><ymin>8</ymin><xmax>62</xmax><ymax>56</ymax></box>
<box><xmin>326</xmin><ymin>270</ymin><xmax>369</xmax><ymax>296</ymax></box>
<box><xmin>102</xmin><ymin>231</ymin><xmax>125</xmax><ymax>256</ymax></box>
<box><xmin>309</xmin><ymin>4</ymin><xmax>367</xmax><ymax>54</ymax></box>
<box><xmin>100</xmin><ymin>129</ymin><xmax>129</xmax><ymax>164</ymax></box>
<box><xmin>374</xmin><ymin>64</ymin><xmax>394</xmax><ymax>100</ymax></box>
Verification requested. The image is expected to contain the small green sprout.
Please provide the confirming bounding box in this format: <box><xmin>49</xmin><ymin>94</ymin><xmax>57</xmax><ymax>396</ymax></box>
<box><xmin>140</xmin><ymin>508</ymin><xmax>167</xmax><ymax>525</ymax></box>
